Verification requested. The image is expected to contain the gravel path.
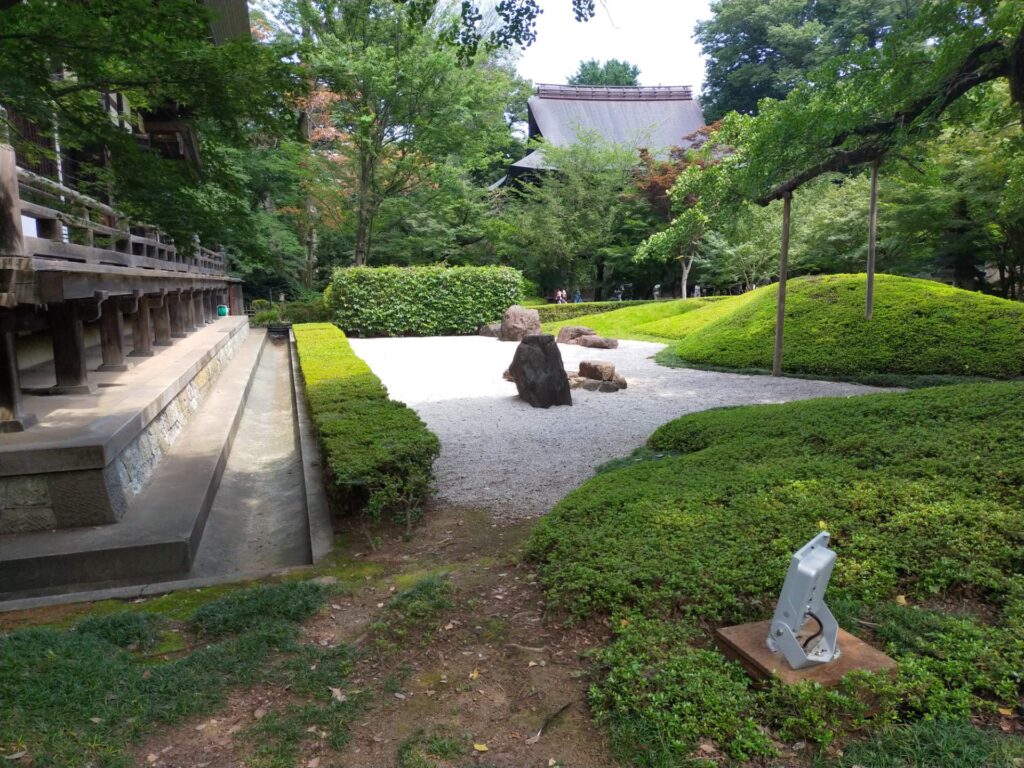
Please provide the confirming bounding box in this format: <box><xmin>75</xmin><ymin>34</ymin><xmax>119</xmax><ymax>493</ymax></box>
<box><xmin>349</xmin><ymin>336</ymin><xmax>892</xmax><ymax>523</ymax></box>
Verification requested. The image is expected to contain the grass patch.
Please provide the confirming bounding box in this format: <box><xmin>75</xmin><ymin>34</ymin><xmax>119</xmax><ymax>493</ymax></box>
<box><xmin>527</xmin><ymin>381</ymin><xmax>1024</xmax><ymax>765</ymax></box>
<box><xmin>371</xmin><ymin>575</ymin><xmax>453</xmax><ymax>650</ymax></box>
<box><xmin>0</xmin><ymin>580</ymin><xmax>354</xmax><ymax>767</ymax></box>
<box><xmin>542</xmin><ymin>298</ymin><xmax>717</xmax><ymax>343</ymax></box>
<box><xmin>294</xmin><ymin>323</ymin><xmax>440</xmax><ymax>527</ymax></box>
<box><xmin>398</xmin><ymin>725</ymin><xmax>468</xmax><ymax>768</ymax></box>
<box><xmin>830</xmin><ymin>719</ymin><xmax>1024</xmax><ymax>768</ymax></box>
<box><xmin>535</xmin><ymin>299</ymin><xmax>656</xmax><ymax>324</ymax></box>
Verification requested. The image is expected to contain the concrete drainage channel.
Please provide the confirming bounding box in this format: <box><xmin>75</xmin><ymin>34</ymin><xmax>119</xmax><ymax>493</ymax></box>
<box><xmin>0</xmin><ymin>329</ymin><xmax>332</xmax><ymax>611</ymax></box>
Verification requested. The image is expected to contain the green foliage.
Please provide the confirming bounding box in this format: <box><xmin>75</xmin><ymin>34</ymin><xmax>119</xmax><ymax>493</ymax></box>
<box><xmin>252</xmin><ymin>308</ymin><xmax>283</xmax><ymax>327</ymax></box>
<box><xmin>527</xmin><ymin>381</ymin><xmax>1024</xmax><ymax>760</ymax></box>
<box><xmin>190</xmin><ymin>582</ymin><xmax>327</xmax><ymax>639</ymax></box>
<box><xmin>293</xmin><ymin>323</ymin><xmax>439</xmax><ymax>525</ymax></box>
<box><xmin>543</xmin><ymin>299</ymin><xmax>717</xmax><ymax>343</ymax></box>
<box><xmin>370</xmin><ymin>575</ymin><xmax>453</xmax><ymax>648</ymax></box>
<box><xmin>74</xmin><ymin>612</ymin><xmax>162</xmax><ymax>651</ymax></box>
<box><xmin>831</xmin><ymin>719</ymin><xmax>1024</xmax><ymax>768</ymax></box>
<box><xmin>325</xmin><ymin>266</ymin><xmax>523</xmax><ymax>337</ymax></box>
<box><xmin>665</xmin><ymin>274</ymin><xmax>1024</xmax><ymax>378</ymax></box>
<box><xmin>534</xmin><ymin>300</ymin><xmax>654</xmax><ymax>323</ymax></box>
<box><xmin>0</xmin><ymin>580</ymin><xmax>338</xmax><ymax>767</ymax></box>
<box><xmin>567</xmin><ymin>58</ymin><xmax>641</xmax><ymax>87</ymax></box>
<box><xmin>696</xmin><ymin>0</ymin><xmax>915</xmax><ymax>119</ymax></box>
<box><xmin>398</xmin><ymin>725</ymin><xmax>467</xmax><ymax>768</ymax></box>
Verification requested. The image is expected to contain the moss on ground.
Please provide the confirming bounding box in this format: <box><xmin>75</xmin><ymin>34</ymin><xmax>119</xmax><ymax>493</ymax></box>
<box><xmin>527</xmin><ymin>381</ymin><xmax>1024</xmax><ymax>766</ymax></box>
<box><xmin>542</xmin><ymin>298</ymin><xmax>718</xmax><ymax>343</ymax></box>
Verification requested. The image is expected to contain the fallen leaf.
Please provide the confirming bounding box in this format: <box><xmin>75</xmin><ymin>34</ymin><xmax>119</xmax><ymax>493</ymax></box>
<box><xmin>998</xmin><ymin>707</ymin><xmax>1015</xmax><ymax>717</ymax></box>
<box><xmin>394</xmin><ymin>692</ymin><xmax>406</xmax><ymax>700</ymax></box>
<box><xmin>473</xmin><ymin>743</ymin><xmax>488</xmax><ymax>753</ymax></box>
<box><xmin>469</xmin><ymin>668</ymin><xmax>480</xmax><ymax>680</ymax></box>
<box><xmin>146</xmin><ymin>755</ymin><xmax>158</xmax><ymax>764</ymax></box>
<box><xmin>528</xmin><ymin>661</ymin><xmax>538</xmax><ymax>668</ymax></box>
<box><xmin>895</xmin><ymin>595</ymin><xmax>908</xmax><ymax>606</ymax></box>
<box><xmin>526</xmin><ymin>730</ymin><xmax>542</xmax><ymax>745</ymax></box>
<box><xmin>142</xmin><ymin>669</ymin><xmax>152</xmax><ymax>680</ymax></box>
<box><xmin>699</xmin><ymin>741</ymin><xmax>716</xmax><ymax>754</ymax></box>
<box><xmin>548</xmin><ymin>760</ymin><xmax>558</xmax><ymax>767</ymax></box>
<box><xmin>2</xmin><ymin>753</ymin><xmax>27</xmax><ymax>762</ymax></box>
<box><xmin>444</xmin><ymin>622</ymin><xmax>456</xmax><ymax>630</ymax></box>
<box><xmin>89</xmin><ymin>717</ymin><xmax>102</xmax><ymax>724</ymax></box>
<box><xmin>329</xmin><ymin>687</ymin><xmax>346</xmax><ymax>703</ymax></box>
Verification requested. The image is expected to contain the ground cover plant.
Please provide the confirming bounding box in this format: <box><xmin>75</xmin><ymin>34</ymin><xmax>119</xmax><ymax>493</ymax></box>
<box><xmin>542</xmin><ymin>298</ymin><xmax>722</xmax><ymax>342</ymax></box>
<box><xmin>527</xmin><ymin>381</ymin><xmax>1024</xmax><ymax>766</ymax></box>
<box><xmin>325</xmin><ymin>266</ymin><xmax>523</xmax><ymax>337</ymax></box>
<box><xmin>294</xmin><ymin>323</ymin><xmax>439</xmax><ymax>527</ymax></box>
<box><xmin>663</xmin><ymin>274</ymin><xmax>1024</xmax><ymax>379</ymax></box>
<box><xmin>0</xmin><ymin>582</ymin><xmax>359</xmax><ymax>767</ymax></box>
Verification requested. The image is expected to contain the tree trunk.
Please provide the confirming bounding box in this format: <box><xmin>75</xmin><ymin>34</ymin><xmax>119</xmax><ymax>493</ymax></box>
<box><xmin>680</xmin><ymin>255</ymin><xmax>692</xmax><ymax>300</ymax></box>
<box><xmin>773</xmin><ymin>194</ymin><xmax>792</xmax><ymax>377</ymax></box>
<box><xmin>866</xmin><ymin>161</ymin><xmax>879</xmax><ymax>319</ymax></box>
<box><xmin>354</xmin><ymin>155</ymin><xmax>375</xmax><ymax>266</ymax></box>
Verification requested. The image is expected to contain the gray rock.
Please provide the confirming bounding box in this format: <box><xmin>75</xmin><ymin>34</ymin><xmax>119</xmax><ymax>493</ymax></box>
<box><xmin>579</xmin><ymin>360</ymin><xmax>616</xmax><ymax>381</ymax></box>
<box><xmin>581</xmin><ymin>379</ymin><xmax>601</xmax><ymax>391</ymax></box>
<box><xmin>598</xmin><ymin>380</ymin><xmax>621</xmax><ymax>393</ymax></box>
<box><xmin>576</xmin><ymin>335</ymin><xmax>619</xmax><ymax>349</ymax></box>
<box><xmin>478</xmin><ymin>322</ymin><xmax>501</xmax><ymax>337</ymax></box>
<box><xmin>556</xmin><ymin>325</ymin><xmax>597</xmax><ymax>345</ymax></box>
<box><xmin>613</xmin><ymin>374</ymin><xmax>628</xmax><ymax>390</ymax></box>
<box><xmin>508</xmin><ymin>335</ymin><xmax>572</xmax><ymax>408</ymax></box>
<box><xmin>499</xmin><ymin>305</ymin><xmax>541</xmax><ymax>342</ymax></box>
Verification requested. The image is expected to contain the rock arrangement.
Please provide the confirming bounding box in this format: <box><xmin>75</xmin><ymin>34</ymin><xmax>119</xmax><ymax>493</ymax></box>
<box><xmin>498</xmin><ymin>305</ymin><xmax>541</xmax><ymax>342</ymax></box>
<box><xmin>507</xmin><ymin>335</ymin><xmax>572</xmax><ymax>408</ymax></box>
<box><xmin>478</xmin><ymin>321</ymin><xmax>501</xmax><ymax>337</ymax></box>
<box><xmin>568</xmin><ymin>359</ymin><xmax>628</xmax><ymax>393</ymax></box>
<box><xmin>555</xmin><ymin>325</ymin><xmax>619</xmax><ymax>349</ymax></box>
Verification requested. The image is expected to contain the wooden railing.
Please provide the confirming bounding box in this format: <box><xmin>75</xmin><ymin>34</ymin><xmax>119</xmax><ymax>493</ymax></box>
<box><xmin>15</xmin><ymin>167</ymin><xmax>227</xmax><ymax>276</ymax></box>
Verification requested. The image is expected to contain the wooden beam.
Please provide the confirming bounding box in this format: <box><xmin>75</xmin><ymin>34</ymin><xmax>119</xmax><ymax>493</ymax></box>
<box><xmin>97</xmin><ymin>299</ymin><xmax>130</xmax><ymax>372</ymax></box>
<box><xmin>130</xmin><ymin>296</ymin><xmax>154</xmax><ymax>357</ymax></box>
<box><xmin>772</xmin><ymin>193</ymin><xmax>793</xmax><ymax>377</ymax></box>
<box><xmin>169</xmin><ymin>291</ymin><xmax>186</xmax><ymax>337</ymax></box>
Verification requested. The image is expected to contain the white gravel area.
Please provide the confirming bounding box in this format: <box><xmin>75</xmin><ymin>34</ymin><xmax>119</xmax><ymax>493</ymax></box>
<box><xmin>349</xmin><ymin>336</ymin><xmax>892</xmax><ymax>522</ymax></box>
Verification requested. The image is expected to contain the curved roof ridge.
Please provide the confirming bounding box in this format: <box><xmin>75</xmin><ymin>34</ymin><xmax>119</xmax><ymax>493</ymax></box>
<box><xmin>534</xmin><ymin>84</ymin><xmax>694</xmax><ymax>101</ymax></box>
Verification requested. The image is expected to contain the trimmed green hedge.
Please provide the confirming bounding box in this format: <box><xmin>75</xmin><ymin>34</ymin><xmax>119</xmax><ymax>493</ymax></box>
<box><xmin>527</xmin><ymin>381</ymin><xmax>1024</xmax><ymax>765</ymax></box>
<box><xmin>293</xmin><ymin>323</ymin><xmax>439</xmax><ymax>525</ymax></box>
<box><xmin>325</xmin><ymin>266</ymin><xmax>523</xmax><ymax>337</ymax></box>
<box><xmin>534</xmin><ymin>299</ymin><xmax>654</xmax><ymax>324</ymax></box>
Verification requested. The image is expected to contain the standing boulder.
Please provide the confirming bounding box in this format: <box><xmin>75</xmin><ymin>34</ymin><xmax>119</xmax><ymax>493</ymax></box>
<box><xmin>508</xmin><ymin>335</ymin><xmax>572</xmax><ymax>408</ymax></box>
<box><xmin>499</xmin><ymin>305</ymin><xmax>541</xmax><ymax>342</ymax></box>
<box><xmin>556</xmin><ymin>325</ymin><xmax>597</xmax><ymax>345</ymax></box>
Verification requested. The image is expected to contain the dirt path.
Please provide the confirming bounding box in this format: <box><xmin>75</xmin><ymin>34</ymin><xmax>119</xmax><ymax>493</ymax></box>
<box><xmin>130</xmin><ymin>504</ymin><xmax>618</xmax><ymax>768</ymax></box>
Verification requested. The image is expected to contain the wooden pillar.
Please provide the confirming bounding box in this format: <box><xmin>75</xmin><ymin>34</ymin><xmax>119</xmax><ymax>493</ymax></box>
<box><xmin>0</xmin><ymin>308</ymin><xmax>36</xmax><ymax>432</ymax></box>
<box><xmin>130</xmin><ymin>295</ymin><xmax>154</xmax><ymax>357</ymax></box>
<box><xmin>204</xmin><ymin>290</ymin><xmax>216</xmax><ymax>322</ymax></box>
<box><xmin>151</xmin><ymin>294</ymin><xmax>172</xmax><ymax>346</ymax></box>
<box><xmin>169</xmin><ymin>292</ymin><xmax>186</xmax><ymax>338</ymax></box>
<box><xmin>97</xmin><ymin>299</ymin><xmax>129</xmax><ymax>372</ymax></box>
<box><xmin>866</xmin><ymin>161</ymin><xmax>879</xmax><ymax>320</ymax></box>
<box><xmin>193</xmin><ymin>290</ymin><xmax>206</xmax><ymax>325</ymax></box>
<box><xmin>229</xmin><ymin>284</ymin><xmax>243</xmax><ymax>316</ymax></box>
<box><xmin>49</xmin><ymin>302</ymin><xmax>93</xmax><ymax>393</ymax></box>
<box><xmin>182</xmin><ymin>290</ymin><xmax>197</xmax><ymax>332</ymax></box>
<box><xmin>772</xmin><ymin>193</ymin><xmax>793</xmax><ymax>378</ymax></box>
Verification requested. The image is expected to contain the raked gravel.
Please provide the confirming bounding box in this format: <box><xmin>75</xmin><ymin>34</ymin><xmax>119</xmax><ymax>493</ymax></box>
<box><xmin>349</xmin><ymin>336</ymin><xmax>892</xmax><ymax>523</ymax></box>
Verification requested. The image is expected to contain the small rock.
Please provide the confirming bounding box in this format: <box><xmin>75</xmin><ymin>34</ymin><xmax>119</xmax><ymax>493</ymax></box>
<box><xmin>576</xmin><ymin>335</ymin><xmax>618</xmax><ymax>349</ymax></box>
<box><xmin>579</xmin><ymin>360</ymin><xmax>616</xmax><ymax>381</ymax></box>
<box><xmin>555</xmin><ymin>325</ymin><xmax>596</xmax><ymax>344</ymax></box>
<box><xmin>499</xmin><ymin>305</ymin><xmax>541</xmax><ymax>342</ymax></box>
<box><xmin>598</xmin><ymin>380</ymin><xmax>620</xmax><ymax>393</ymax></box>
<box><xmin>581</xmin><ymin>380</ymin><xmax>601</xmax><ymax>391</ymax></box>
<box><xmin>478</xmin><ymin>322</ymin><xmax>501</xmax><ymax>337</ymax></box>
<box><xmin>613</xmin><ymin>374</ymin><xmax>628</xmax><ymax>390</ymax></box>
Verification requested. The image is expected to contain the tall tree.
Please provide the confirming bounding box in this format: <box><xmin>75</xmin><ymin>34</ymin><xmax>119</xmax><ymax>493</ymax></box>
<box><xmin>568</xmin><ymin>59</ymin><xmax>640</xmax><ymax>87</ymax></box>
<box><xmin>291</xmin><ymin>0</ymin><xmax>516</xmax><ymax>265</ymax></box>
<box><xmin>695</xmin><ymin>0</ymin><xmax>919</xmax><ymax>120</ymax></box>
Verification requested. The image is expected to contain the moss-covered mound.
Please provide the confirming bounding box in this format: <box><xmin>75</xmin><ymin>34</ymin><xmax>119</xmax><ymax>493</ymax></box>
<box><xmin>527</xmin><ymin>381</ymin><xmax>1024</xmax><ymax>766</ymax></box>
<box><xmin>668</xmin><ymin>274</ymin><xmax>1024</xmax><ymax>378</ymax></box>
<box><xmin>542</xmin><ymin>298</ymin><xmax>722</xmax><ymax>342</ymax></box>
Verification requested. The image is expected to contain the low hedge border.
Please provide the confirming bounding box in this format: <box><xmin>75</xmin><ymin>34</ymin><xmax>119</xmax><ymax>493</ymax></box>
<box><xmin>533</xmin><ymin>300</ymin><xmax>654</xmax><ymax>324</ymax></box>
<box><xmin>293</xmin><ymin>323</ymin><xmax>440</xmax><ymax>527</ymax></box>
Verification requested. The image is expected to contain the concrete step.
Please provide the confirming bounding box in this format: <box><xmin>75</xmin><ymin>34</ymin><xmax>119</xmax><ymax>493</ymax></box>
<box><xmin>0</xmin><ymin>330</ymin><xmax>267</xmax><ymax>597</ymax></box>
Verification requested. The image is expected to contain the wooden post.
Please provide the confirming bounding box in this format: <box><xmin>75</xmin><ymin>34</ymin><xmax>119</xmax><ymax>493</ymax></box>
<box><xmin>192</xmin><ymin>290</ymin><xmax>204</xmax><ymax>325</ymax></box>
<box><xmin>182</xmin><ymin>290</ymin><xmax>197</xmax><ymax>332</ymax></box>
<box><xmin>97</xmin><ymin>299</ymin><xmax>129</xmax><ymax>372</ymax></box>
<box><xmin>229</xmin><ymin>284</ymin><xmax>244</xmax><ymax>316</ymax></box>
<box><xmin>151</xmin><ymin>293</ymin><xmax>172</xmax><ymax>346</ymax></box>
<box><xmin>169</xmin><ymin>292</ymin><xmax>186</xmax><ymax>338</ymax></box>
<box><xmin>130</xmin><ymin>295</ymin><xmax>154</xmax><ymax>357</ymax></box>
<box><xmin>772</xmin><ymin>193</ymin><xmax>793</xmax><ymax>377</ymax></box>
<box><xmin>866</xmin><ymin>161</ymin><xmax>879</xmax><ymax>320</ymax></box>
<box><xmin>49</xmin><ymin>302</ymin><xmax>93</xmax><ymax>393</ymax></box>
<box><xmin>0</xmin><ymin>307</ymin><xmax>36</xmax><ymax>431</ymax></box>
<box><xmin>0</xmin><ymin>142</ymin><xmax>24</xmax><ymax>258</ymax></box>
<box><xmin>205</xmin><ymin>290</ymin><xmax>216</xmax><ymax>322</ymax></box>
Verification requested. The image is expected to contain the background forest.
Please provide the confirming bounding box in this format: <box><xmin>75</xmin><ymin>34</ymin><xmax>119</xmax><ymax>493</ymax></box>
<box><xmin>3</xmin><ymin>0</ymin><xmax>1020</xmax><ymax>303</ymax></box>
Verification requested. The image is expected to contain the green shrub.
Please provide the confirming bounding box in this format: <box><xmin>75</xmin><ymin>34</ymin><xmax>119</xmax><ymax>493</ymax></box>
<box><xmin>293</xmin><ymin>323</ymin><xmax>440</xmax><ymax>525</ymax></box>
<box><xmin>251</xmin><ymin>308</ymin><xmax>282</xmax><ymax>327</ymax></box>
<box><xmin>527</xmin><ymin>381</ymin><xmax>1024</xmax><ymax>762</ymax></box>
<box><xmin>251</xmin><ymin>298</ymin><xmax>272</xmax><ymax>311</ymax></box>
<box><xmin>534</xmin><ymin>299</ymin><xmax>655</xmax><ymax>324</ymax></box>
<box><xmin>664</xmin><ymin>274</ymin><xmax>1024</xmax><ymax>378</ymax></box>
<box><xmin>281</xmin><ymin>297</ymin><xmax>329</xmax><ymax>324</ymax></box>
<box><xmin>325</xmin><ymin>265</ymin><xmax>523</xmax><ymax>337</ymax></box>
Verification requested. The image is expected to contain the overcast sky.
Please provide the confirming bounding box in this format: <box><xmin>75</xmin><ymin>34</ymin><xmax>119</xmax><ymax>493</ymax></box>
<box><xmin>514</xmin><ymin>0</ymin><xmax>713</xmax><ymax>91</ymax></box>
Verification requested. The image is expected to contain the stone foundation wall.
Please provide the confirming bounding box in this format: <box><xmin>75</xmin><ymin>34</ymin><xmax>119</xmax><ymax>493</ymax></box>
<box><xmin>0</xmin><ymin>323</ymin><xmax>250</xmax><ymax>534</ymax></box>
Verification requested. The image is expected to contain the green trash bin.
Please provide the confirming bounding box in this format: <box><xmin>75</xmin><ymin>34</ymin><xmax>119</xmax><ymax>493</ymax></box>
<box><xmin>217</xmin><ymin>304</ymin><xmax>229</xmax><ymax>317</ymax></box>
